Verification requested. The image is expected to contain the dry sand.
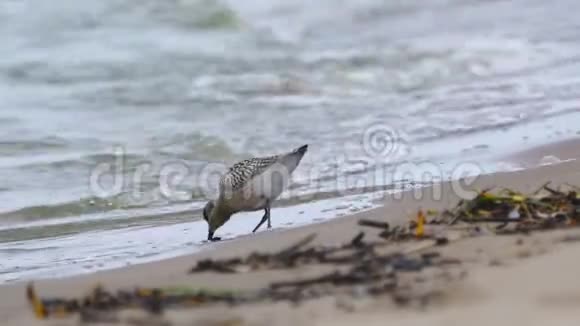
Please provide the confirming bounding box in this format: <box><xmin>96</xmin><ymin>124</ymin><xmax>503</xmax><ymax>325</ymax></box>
<box><xmin>3</xmin><ymin>139</ymin><xmax>580</xmax><ymax>326</ymax></box>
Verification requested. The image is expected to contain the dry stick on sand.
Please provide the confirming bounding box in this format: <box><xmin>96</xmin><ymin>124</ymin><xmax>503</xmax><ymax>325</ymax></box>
<box><xmin>358</xmin><ymin>219</ymin><xmax>390</xmax><ymax>230</ymax></box>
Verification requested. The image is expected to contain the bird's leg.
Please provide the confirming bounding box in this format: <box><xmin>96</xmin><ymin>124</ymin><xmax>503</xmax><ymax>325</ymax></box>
<box><xmin>266</xmin><ymin>203</ymin><xmax>272</xmax><ymax>229</ymax></box>
<box><xmin>207</xmin><ymin>231</ymin><xmax>221</xmax><ymax>242</ymax></box>
<box><xmin>252</xmin><ymin>201</ymin><xmax>271</xmax><ymax>233</ymax></box>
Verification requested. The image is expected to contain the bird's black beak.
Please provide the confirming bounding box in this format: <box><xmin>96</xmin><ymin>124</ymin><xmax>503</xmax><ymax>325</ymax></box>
<box><xmin>207</xmin><ymin>231</ymin><xmax>221</xmax><ymax>242</ymax></box>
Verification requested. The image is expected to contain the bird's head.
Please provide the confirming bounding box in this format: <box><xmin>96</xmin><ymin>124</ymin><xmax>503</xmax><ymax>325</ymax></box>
<box><xmin>202</xmin><ymin>200</ymin><xmax>214</xmax><ymax>223</ymax></box>
<box><xmin>203</xmin><ymin>200</ymin><xmax>230</xmax><ymax>241</ymax></box>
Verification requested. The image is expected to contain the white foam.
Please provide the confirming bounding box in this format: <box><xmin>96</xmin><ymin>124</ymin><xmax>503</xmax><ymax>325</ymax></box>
<box><xmin>0</xmin><ymin>192</ymin><xmax>383</xmax><ymax>284</ymax></box>
<box><xmin>539</xmin><ymin>156</ymin><xmax>576</xmax><ymax>166</ymax></box>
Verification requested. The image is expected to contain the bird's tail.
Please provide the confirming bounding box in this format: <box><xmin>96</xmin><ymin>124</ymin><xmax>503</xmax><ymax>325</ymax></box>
<box><xmin>277</xmin><ymin>144</ymin><xmax>308</xmax><ymax>175</ymax></box>
<box><xmin>293</xmin><ymin>144</ymin><xmax>308</xmax><ymax>155</ymax></box>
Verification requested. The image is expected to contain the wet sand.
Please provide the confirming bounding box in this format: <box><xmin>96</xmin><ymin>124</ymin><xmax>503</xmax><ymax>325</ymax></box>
<box><xmin>3</xmin><ymin>138</ymin><xmax>580</xmax><ymax>325</ymax></box>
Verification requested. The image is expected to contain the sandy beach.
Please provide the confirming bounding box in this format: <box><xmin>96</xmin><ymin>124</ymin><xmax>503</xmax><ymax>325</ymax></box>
<box><xmin>1</xmin><ymin>138</ymin><xmax>580</xmax><ymax>325</ymax></box>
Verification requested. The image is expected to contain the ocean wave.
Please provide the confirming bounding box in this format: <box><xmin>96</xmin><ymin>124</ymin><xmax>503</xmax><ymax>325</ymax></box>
<box><xmin>0</xmin><ymin>138</ymin><xmax>69</xmax><ymax>156</ymax></box>
<box><xmin>128</xmin><ymin>0</ymin><xmax>243</xmax><ymax>30</ymax></box>
<box><xmin>150</xmin><ymin>131</ymin><xmax>242</xmax><ymax>161</ymax></box>
<box><xmin>0</xmin><ymin>196</ymin><xmax>142</xmax><ymax>223</ymax></box>
<box><xmin>0</xmin><ymin>201</ymin><xmax>204</xmax><ymax>241</ymax></box>
<box><xmin>305</xmin><ymin>38</ymin><xmax>562</xmax><ymax>93</ymax></box>
<box><xmin>3</xmin><ymin>152</ymin><xmax>145</xmax><ymax>170</ymax></box>
<box><xmin>187</xmin><ymin>37</ymin><xmax>564</xmax><ymax>98</ymax></box>
<box><xmin>192</xmin><ymin>73</ymin><xmax>312</xmax><ymax>97</ymax></box>
<box><xmin>1</xmin><ymin>0</ymin><xmax>242</xmax><ymax>32</ymax></box>
<box><xmin>0</xmin><ymin>246</ymin><xmax>60</xmax><ymax>254</ymax></box>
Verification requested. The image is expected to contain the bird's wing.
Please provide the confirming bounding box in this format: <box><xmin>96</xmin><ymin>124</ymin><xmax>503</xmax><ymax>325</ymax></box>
<box><xmin>219</xmin><ymin>155</ymin><xmax>279</xmax><ymax>193</ymax></box>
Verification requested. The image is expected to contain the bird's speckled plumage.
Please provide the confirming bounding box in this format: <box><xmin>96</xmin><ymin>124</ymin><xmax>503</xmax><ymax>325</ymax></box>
<box><xmin>220</xmin><ymin>155</ymin><xmax>279</xmax><ymax>192</ymax></box>
<box><xmin>204</xmin><ymin>144</ymin><xmax>308</xmax><ymax>241</ymax></box>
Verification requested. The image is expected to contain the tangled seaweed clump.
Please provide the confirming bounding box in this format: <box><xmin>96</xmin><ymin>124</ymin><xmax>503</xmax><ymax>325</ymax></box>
<box><xmin>356</xmin><ymin>183</ymin><xmax>580</xmax><ymax>243</ymax></box>
<box><xmin>414</xmin><ymin>183</ymin><xmax>580</xmax><ymax>236</ymax></box>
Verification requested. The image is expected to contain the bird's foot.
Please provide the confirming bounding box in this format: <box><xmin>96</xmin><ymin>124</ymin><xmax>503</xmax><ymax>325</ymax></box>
<box><xmin>207</xmin><ymin>231</ymin><xmax>221</xmax><ymax>242</ymax></box>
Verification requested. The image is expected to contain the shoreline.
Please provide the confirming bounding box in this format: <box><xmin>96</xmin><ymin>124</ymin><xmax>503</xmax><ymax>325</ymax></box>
<box><xmin>1</xmin><ymin>128</ymin><xmax>578</xmax><ymax>284</ymax></box>
<box><xmin>3</xmin><ymin>138</ymin><xmax>580</xmax><ymax>324</ymax></box>
<box><xmin>0</xmin><ymin>193</ymin><xmax>383</xmax><ymax>284</ymax></box>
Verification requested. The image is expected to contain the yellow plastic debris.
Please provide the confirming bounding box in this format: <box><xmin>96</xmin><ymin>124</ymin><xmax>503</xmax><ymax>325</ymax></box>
<box><xmin>26</xmin><ymin>284</ymin><xmax>46</xmax><ymax>319</ymax></box>
<box><xmin>415</xmin><ymin>210</ymin><xmax>425</xmax><ymax>237</ymax></box>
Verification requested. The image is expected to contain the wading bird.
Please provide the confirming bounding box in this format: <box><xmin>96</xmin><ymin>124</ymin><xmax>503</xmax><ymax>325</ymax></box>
<box><xmin>203</xmin><ymin>144</ymin><xmax>308</xmax><ymax>241</ymax></box>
